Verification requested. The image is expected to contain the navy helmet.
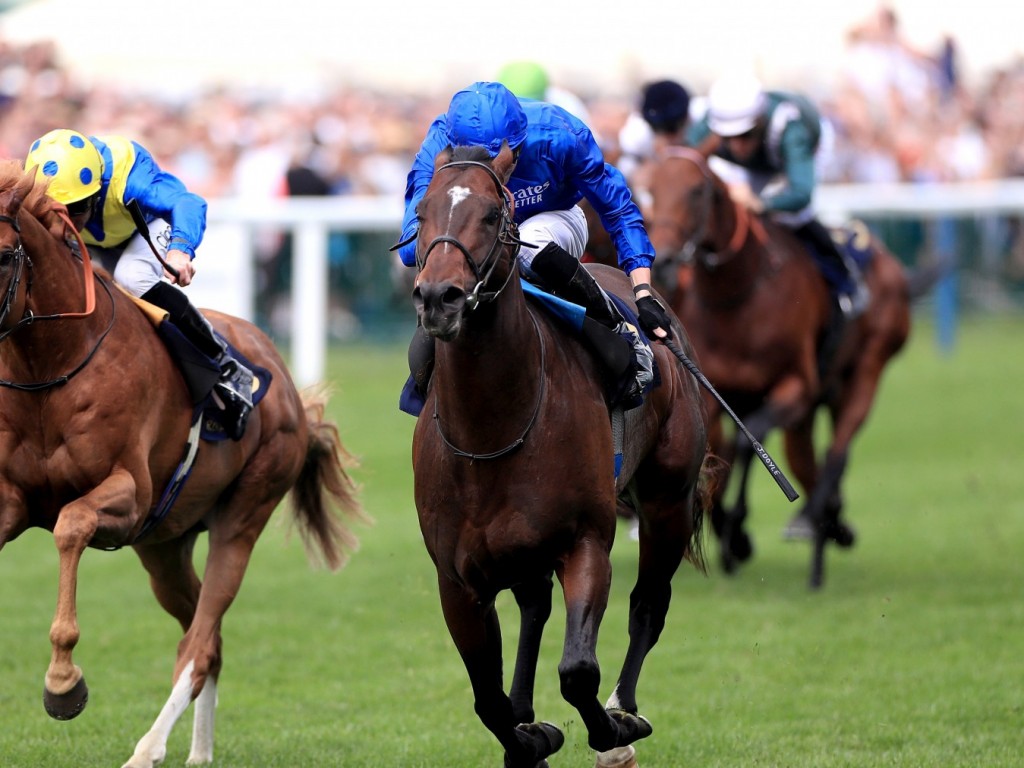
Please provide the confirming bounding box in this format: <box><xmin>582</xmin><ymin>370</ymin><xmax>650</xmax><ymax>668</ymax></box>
<box><xmin>641</xmin><ymin>79</ymin><xmax>691</xmax><ymax>131</ymax></box>
<box><xmin>445</xmin><ymin>81</ymin><xmax>529</xmax><ymax>157</ymax></box>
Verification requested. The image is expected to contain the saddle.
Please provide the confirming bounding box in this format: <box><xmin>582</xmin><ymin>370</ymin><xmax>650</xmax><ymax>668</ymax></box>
<box><xmin>125</xmin><ymin>292</ymin><xmax>271</xmax><ymax>442</ymax></box>
<box><xmin>398</xmin><ymin>281</ymin><xmax>658</xmax><ymax>418</ymax></box>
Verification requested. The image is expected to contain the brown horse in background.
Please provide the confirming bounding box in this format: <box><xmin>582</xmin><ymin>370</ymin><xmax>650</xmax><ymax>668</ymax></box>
<box><xmin>0</xmin><ymin>162</ymin><xmax>365</xmax><ymax>767</ymax></box>
<box><xmin>409</xmin><ymin>144</ymin><xmax>715</xmax><ymax>768</ymax></box>
<box><xmin>647</xmin><ymin>147</ymin><xmax>912</xmax><ymax>589</ymax></box>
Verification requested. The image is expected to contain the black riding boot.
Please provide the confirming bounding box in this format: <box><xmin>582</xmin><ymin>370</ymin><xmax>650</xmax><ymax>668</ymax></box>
<box><xmin>530</xmin><ymin>243</ymin><xmax>653</xmax><ymax>405</ymax></box>
<box><xmin>530</xmin><ymin>243</ymin><xmax>622</xmax><ymax>329</ymax></box>
<box><xmin>142</xmin><ymin>282</ymin><xmax>254</xmax><ymax>440</ymax></box>
<box><xmin>795</xmin><ymin>219</ymin><xmax>868</xmax><ymax>318</ymax></box>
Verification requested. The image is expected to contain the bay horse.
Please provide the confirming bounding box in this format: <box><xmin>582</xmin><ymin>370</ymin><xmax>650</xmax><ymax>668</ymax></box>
<box><xmin>0</xmin><ymin>161</ymin><xmax>365</xmax><ymax>767</ymax></box>
<box><xmin>646</xmin><ymin>147</ymin><xmax>912</xmax><ymax>589</ymax></box>
<box><xmin>408</xmin><ymin>144</ymin><xmax>715</xmax><ymax>768</ymax></box>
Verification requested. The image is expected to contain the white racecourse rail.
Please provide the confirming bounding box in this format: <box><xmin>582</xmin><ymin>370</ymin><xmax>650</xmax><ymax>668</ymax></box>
<box><xmin>200</xmin><ymin>180</ymin><xmax>1024</xmax><ymax>387</ymax></box>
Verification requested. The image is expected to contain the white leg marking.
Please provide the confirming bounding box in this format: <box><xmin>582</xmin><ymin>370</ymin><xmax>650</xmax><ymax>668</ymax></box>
<box><xmin>187</xmin><ymin>676</ymin><xmax>217</xmax><ymax>765</ymax></box>
<box><xmin>122</xmin><ymin>660</ymin><xmax>197</xmax><ymax>768</ymax></box>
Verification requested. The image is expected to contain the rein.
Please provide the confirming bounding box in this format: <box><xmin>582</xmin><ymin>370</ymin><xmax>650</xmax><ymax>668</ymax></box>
<box><xmin>412</xmin><ymin>156</ymin><xmax>546</xmax><ymax>461</ymax></box>
<box><xmin>432</xmin><ymin>307</ymin><xmax>546</xmax><ymax>461</ymax></box>
<box><xmin>0</xmin><ymin>206</ymin><xmax>116</xmax><ymax>391</ymax></box>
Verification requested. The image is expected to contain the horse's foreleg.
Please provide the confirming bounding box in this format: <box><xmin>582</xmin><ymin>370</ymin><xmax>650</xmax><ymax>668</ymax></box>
<box><xmin>45</xmin><ymin>471</ymin><xmax>137</xmax><ymax>720</ymax></box>
<box><xmin>509</xmin><ymin>573</ymin><xmax>554</xmax><ymax>724</ymax></box>
<box><xmin>438</xmin><ymin>575</ymin><xmax>563</xmax><ymax>768</ymax></box>
<box><xmin>720</xmin><ymin>406</ymin><xmax>777</xmax><ymax>571</ymax></box>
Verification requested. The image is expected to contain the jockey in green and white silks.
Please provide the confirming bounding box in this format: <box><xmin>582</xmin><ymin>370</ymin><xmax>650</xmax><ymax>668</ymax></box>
<box><xmin>688</xmin><ymin>74</ymin><xmax>868</xmax><ymax>317</ymax></box>
<box><xmin>25</xmin><ymin>129</ymin><xmax>254</xmax><ymax>439</ymax></box>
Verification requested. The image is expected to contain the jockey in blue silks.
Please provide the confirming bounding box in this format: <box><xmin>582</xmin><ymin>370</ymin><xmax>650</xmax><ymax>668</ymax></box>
<box><xmin>399</xmin><ymin>81</ymin><xmax>673</xmax><ymax>408</ymax></box>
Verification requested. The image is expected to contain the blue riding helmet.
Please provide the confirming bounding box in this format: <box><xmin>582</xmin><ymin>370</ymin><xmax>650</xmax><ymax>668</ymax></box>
<box><xmin>444</xmin><ymin>81</ymin><xmax>529</xmax><ymax>157</ymax></box>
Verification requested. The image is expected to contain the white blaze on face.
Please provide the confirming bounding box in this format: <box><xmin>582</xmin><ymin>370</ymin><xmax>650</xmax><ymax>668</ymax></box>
<box><xmin>446</xmin><ymin>186</ymin><xmax>471</xmax><ymax>240</ymax></box>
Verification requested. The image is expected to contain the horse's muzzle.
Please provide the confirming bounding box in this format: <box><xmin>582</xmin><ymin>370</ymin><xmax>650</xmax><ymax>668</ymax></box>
<box><xmin>413</xmin><ymin>279</ymin><xmax>466</xmax><ymax>341</ymax></box>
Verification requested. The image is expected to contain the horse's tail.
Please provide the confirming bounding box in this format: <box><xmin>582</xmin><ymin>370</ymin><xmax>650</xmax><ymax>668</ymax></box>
<box><xmin>289</xmin><ymin>385</ymin><xmax>369</xmax><ymax>571</ymax></box>
<box><xmin>687</xmin><ymin>445</ymin><xmax>730</xmax><ymax>574</ymax></box>
<box><xmin>906</xmin><ymin>261</ymin><xmax>946</xmax><ymax>301</ymax></box>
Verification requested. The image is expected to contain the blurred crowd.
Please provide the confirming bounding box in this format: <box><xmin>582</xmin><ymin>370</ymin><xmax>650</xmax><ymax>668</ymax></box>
<box><xmin>3</xmin><ymin>11</ymin><xmax>1024</xmax><ymax>203</ymax></box>
<box><xmin>0</xmin><ymin>4</ymin><xmax>1021</xmax><ymax>329</ymax></box>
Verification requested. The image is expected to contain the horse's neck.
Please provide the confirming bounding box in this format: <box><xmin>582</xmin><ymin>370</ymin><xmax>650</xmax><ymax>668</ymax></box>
<box><xmin>5</xmin><ymin>216</ymin><xmax>96</xmax><ymax>362</ymax></box>
<box><xmin>435</xmin><ymin>281</ymin><xmax>542</xmax><ymax>422</ymax></box>
<box><xmin>694</xmin><ymin>205</ymin><xmax>765</xmax><ymax>308</ymax></box>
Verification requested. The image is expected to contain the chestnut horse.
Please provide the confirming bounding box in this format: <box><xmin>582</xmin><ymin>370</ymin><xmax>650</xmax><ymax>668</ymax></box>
<box><xmin>647</xmin><ymin>147</ymin><xmax>912</xmax><ymax>589</ymax></box>
<box><xmin>408</xmin><ymin>144</ymin><xmax>714</xmax><ymax>768</ymax></box>
<box><xmin>0</xmin><ymin>162</ymin><xmax>364</xmax><ymax>767</ymax></box>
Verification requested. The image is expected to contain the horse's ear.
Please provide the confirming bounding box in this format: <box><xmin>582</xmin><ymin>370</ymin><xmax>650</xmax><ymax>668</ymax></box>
<box><xmin>434</xmin><ymin>145</ymin><xmax>454</xmax><ymax>173</ymax></box>
<box><xmin>493</xmin><ymin>142</ymin><xmax>515</xmax><ymax>183</ymax></box>
<box><xmin>0</xmin><ymin>165</ymin><xmax>36</xmax><ymax>219</ymax></box>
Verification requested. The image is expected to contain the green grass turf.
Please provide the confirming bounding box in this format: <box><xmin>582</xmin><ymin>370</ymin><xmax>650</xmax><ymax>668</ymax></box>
<box><xmin>0</xmin><ymin>313</ymin><xmax>1020</xmax><ymax>767</ymax></box>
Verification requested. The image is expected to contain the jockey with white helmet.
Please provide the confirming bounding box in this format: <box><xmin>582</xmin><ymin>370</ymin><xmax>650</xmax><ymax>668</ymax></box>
<box><xmin>689</xmin><ymin>73</ymin><xmax>868</xmax><ymax>317</ymax></box>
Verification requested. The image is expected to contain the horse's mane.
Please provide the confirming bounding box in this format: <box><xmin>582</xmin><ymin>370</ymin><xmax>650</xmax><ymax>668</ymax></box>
<box><xmin>0</xmin><ymin>158</ymin><xmax>69</xmax><ymax>236</ymax></box>
<box><xmin>449</xmin><ymin>145</ymin><xmax>494</xmax><ymax>164</ymax></box>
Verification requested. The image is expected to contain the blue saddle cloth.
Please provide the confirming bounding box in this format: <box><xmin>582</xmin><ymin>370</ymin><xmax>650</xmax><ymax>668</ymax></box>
<box><xmin>198</xmin><ymin>342</ymin><xmax>272</xmax><ymax>442</ymax></box>
<box><xmin>807</xmin><ymin>222</ymin><xmax>875</xmax><ymax>295</ymax></box>
<box><xmin>398</xmin><ymin>279</ymin><xmax>657</xmax><ymax>417</ymax></box>
<box><xmin>155</xmin><ymin>321</ymin><xmax>273</xmax><ymax>442</ymax></box>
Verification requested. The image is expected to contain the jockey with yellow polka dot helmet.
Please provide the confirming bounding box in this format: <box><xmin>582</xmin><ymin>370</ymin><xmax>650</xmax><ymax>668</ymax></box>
<box><xmin>23</xmin><ymin>128</ymin><xmax>255</xmax><ymax>440</ymax></box>
<box><xmin>25</xmin><ymin>129</ymin><xmax>102</xmax><ymax>208</ymax></box>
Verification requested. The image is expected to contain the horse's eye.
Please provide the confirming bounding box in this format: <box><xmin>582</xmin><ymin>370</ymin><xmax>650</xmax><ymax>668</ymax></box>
<box><xmin>0</xmin><ymin>248</ymin><xmax>16</xmax><ymax>268</ymax></box>
<box><xmin>483</xmin><ymin>207</ymin><xmax>501</xmax><ymax>226</ymax></box>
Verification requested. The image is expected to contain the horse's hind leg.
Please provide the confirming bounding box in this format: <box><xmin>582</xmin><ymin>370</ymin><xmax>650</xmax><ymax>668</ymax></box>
<box><xmin>509</xmin><ymin>574</ymin><xmax>554</xmax><ymax>724</ymax></box>
<box><xmin>600</xmin><ymin>487</ymin><xmax>694</xmax><ymax>748</ymax></box>
<box><xmin>556</xmin><ymin>538</ymin><xmax>650</xmax><ymax>754</ymax></box>
<box><xmin>124</xmin><ymin>501</ymin><xmax>275</xmax><ymax>768</ymax></box>
<box><xmin>124</xmin><ymin>532</ymin><xmax>211</xmax><ymax>768</ymax></box>
<box><xmin>437</xmin><ymin>576</ymin><xmax>564</xmax><ymax>768</ymax></box>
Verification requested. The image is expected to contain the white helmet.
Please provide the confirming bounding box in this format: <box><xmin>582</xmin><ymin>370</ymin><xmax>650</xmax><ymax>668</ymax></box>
<box><xmin>707</xmin><ymin>73</ymin><xmax>766</xmax><ymax>137</ymax></box>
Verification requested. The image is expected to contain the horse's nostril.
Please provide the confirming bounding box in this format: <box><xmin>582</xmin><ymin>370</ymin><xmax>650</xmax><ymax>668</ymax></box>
<box><xmin>416</xmin><ymin>280</ymin><xmax>465</xmax><ymax>313</ymax></box>
<box><xmin>441</xmin><ymin>285</ymin><xmax>464</xmax><ymax>306</ymax></box>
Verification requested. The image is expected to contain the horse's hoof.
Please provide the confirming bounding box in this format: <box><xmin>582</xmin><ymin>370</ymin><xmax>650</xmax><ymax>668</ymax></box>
<box><xmin>43</xmin><ymin>675</ymin><xmax>89</xmax><ymax>720</ymax></box>
<box><xmin>505</xmin><ymin>721</ymin><xmax>565</xmax><ymax>767</ymax></box>
<box><xmin>827</xmin><ymin>520</ymin><xmax>856</xmax><ymax>548</ymax></box>
<box><xmin>782</xmin><ymin>514</ymin><xmax>814</xmax><ymax>541</ymax></box>
<box><xmin>596</xmin><ymin>744</ymin><xmax>638</xmax><ymax>768</ymax></box>
<box><xmin>607</xmin><ymin>709</ymin><xmax>653</xmax><ymax>745</ymax></box>
<box><xmin>731</xmin><ymin>529</ymin><xmax>754</xmax><ymax>562</ymax></box>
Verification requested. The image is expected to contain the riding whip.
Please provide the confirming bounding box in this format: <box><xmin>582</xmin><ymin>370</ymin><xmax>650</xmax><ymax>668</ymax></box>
<box><xmin>663</xmin><ymin>337</ymin><xmax>799</xmax><ymax>502</ymax></box>
<box><xmin>126</xmin><ymin>199</ymin><xmax>180</xmax><ymax>282</ymax></box>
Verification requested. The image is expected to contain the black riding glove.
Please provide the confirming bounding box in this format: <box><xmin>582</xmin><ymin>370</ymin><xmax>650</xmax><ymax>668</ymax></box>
<box><xmin>636</xmin><ymin>295</ymin><xmax>673</xmax><ymax>339</ymax></box>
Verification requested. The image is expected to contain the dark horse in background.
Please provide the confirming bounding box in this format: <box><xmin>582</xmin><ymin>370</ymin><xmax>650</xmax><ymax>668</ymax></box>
<box><xmin>0</xmin><ymin>162</ymin><xmax>365</xmax><ymax>767</ymax></box>
<box><xmin>407</xmin><ymin>143</ymin><xmax>716</xmax><ymax>768</ymax></box>
<box><xmin>646</xmin><ymin>147</ymin><xmax>916</xmax><ymax>589</ymax></box>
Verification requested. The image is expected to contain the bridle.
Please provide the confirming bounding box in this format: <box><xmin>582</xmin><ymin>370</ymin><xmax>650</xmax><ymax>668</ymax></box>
<box><xmin>395</xmin><ymin>157</ymin><xmax>546</xmax><ymax>461</ymax></box>
<box><xmin>0</xmin><ymin>213</ymin><xmax>31</xmax><ymax>333</ymax></box>
<box><xmin>0</xmin><ymin>207</ymin><xmax>116</xmax><ymax>391</ymax></box>
<box><xmin>398</xmin><ymin>159</ymin><xmax>533</xmax><ymax>311</ymax></box>
<box><xmin>656</xmin><ymin>147</ymin><xmax>766</xmax><ymax>270</ymax></box>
